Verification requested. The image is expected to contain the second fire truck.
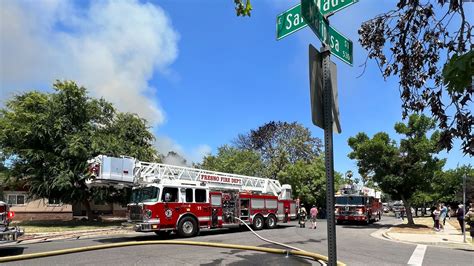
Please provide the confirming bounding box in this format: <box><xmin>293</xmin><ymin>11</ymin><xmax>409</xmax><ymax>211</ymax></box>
<box><xmin>334</xmin><ymin>185</ymin><xmax>383</xmax><ymax>225</ymax></box>
<box><xmin>88</xmin><ymin>155</ymin><xmax>297</xmax><ymax>237</ymax></box>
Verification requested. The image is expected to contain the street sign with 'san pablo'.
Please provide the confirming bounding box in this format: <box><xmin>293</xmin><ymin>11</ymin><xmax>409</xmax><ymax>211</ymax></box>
<box><xmin>276</xmin><ymin>0</ymin><xmax>358</xmax><ymax>41</ymax></box>
<box><xmin>301</xmin><ymin>0</ymin><xmax>353</xmax><ymax>65</ymax></box>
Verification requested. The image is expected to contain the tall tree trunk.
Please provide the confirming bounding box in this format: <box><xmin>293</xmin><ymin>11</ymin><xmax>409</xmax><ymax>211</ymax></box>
<box><xmin>83</xmin><ymin>199</ymin><xmax>94</xmax><ymax>221</ymax></box>
<box><xmin>401</xmin><ymin>195</ymin><xmax>415</xmax><ymax>225</ymax></box>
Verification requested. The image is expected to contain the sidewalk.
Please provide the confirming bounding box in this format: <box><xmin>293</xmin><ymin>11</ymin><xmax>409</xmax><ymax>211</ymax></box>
<box><xmin>382</xmin><ymin>218</ymin><xmax>473</xmax><ymax>249</ymax></box>
<box><xmin>13</xmin><ymin>227</ymin><xmax>134</xmax><ymax>245</ymax></box>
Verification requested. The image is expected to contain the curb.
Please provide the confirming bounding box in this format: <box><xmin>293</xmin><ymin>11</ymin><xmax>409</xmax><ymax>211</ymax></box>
<box><xmin>381</xmin><ymin>230</ymin><xmax>473</xmax><ymax>250</ymax></box>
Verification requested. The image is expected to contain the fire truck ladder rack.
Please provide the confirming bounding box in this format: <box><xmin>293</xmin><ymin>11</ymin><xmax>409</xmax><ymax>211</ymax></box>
<box><xmin>136</xmin><ymin>161</ymin><xmax>283</xmax><ymax>196</ymax></box>
<box><xmin>88</xmin><ymin>155</ymin><xmax>285</xmax><ymax>197</ymax></box>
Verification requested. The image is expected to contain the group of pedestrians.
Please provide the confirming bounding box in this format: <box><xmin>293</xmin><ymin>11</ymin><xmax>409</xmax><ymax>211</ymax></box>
<box><xmin>431</xmin><ymin>202</ymin><xmax>474</xmax><ymax>237</ymax></box>
<box><xmin>431</xmin><ymin>203</ymin><xmax>449</xmax><ymax>231</ymax></box>
<box><xmin>298</xmin><ymin>204</ymin><xmax>319</xmax><ymax>229</ymax></box>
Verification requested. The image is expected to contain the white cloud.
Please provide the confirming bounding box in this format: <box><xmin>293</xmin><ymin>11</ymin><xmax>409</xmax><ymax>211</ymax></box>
<box><xmin>0</xmin><ymin>0</ymin><xmax>178</xmax><ymax>125</ymax></box>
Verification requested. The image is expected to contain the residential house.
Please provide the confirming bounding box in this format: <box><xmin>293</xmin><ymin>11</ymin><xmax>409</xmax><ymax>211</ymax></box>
<box><xmin>1</xmin><ymin>180</ymin><xmax>126</xmax><ymax>221</ymax></box>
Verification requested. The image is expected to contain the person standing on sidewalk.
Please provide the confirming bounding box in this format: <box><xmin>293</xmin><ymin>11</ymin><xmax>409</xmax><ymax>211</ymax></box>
<box><xmin>310</xmin><ymin>205</ymin><xmax>318</xmax><ymax>229</ymax></box>
<box><xmin>456</xmin><ymin>204</ymin><xmax>465</xmax><ymax>233</ymax></box>
<box><xmin>465</xmin><ymin>203</ymin><xmax>474</xmax><ymax>238</ymax></box>
<box><xmin>439</xmin><ymin>203</ymin><xmax>447</xmax><ymax>230</ymax></box>
<box><xmin>433</xmin><ymin>205</ymin><xmax>441</xmax><ymax>231</ymax></box>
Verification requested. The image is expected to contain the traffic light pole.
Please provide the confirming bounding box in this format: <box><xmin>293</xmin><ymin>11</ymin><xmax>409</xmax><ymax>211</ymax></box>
<box><xmin>321</xmin><ymin>45</ymin><xmax>337</xmax><ymax>266</ymax></box>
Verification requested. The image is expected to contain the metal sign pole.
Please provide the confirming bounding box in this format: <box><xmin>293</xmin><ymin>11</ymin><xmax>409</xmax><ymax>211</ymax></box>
<box><xmin>321</xmin><ymin>45</ymin><xmax>337</xmax><ymax>266</ymax></box>
<box><xmin>463</xmin><ymin>174</ymin><xmax>466</xmax><ymax>243</ymax></box>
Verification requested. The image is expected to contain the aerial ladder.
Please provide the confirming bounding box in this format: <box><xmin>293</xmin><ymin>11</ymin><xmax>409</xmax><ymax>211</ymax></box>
<box><xmin>87</xmin><ymin>155</ymin><xmax>293</xmax><ymax>200</ymax></box>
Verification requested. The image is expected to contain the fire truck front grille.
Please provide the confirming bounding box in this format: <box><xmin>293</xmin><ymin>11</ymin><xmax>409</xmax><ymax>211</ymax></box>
<box><xmin>129</xmin><ymin>205</ymin><xmax>143</xmax><ymax>221</ymax></box>
<box><xmin>339</xmin><ymin>207</ymin><xmax>358</xmax><ymax>216</ymax></box>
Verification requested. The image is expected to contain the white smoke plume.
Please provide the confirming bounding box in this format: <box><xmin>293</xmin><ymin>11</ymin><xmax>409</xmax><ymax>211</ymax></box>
<box><xmin>0</xmin><ymin>0</ymin><xmax>179</xmax><ymax>125</ymax></box>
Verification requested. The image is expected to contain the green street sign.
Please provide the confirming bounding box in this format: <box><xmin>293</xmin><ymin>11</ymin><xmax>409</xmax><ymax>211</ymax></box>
<box><xmin>276</xmin><ymin>4</ymin><xmax>306</xmax><ymax>40</ymax></box>
<box><xmin>301</xmin><ymin>0</ymin><xmax>353</xmax><ymax>65</ymax></box>
<box><xmin>316</xmin><ymin>0</ymin><xmax>358</xmax><ymax>16</ymax></box>
<box><xmin>276</xmin><ymin>0</ymin><xmax>358</xmax><ymax>41</ymax></box>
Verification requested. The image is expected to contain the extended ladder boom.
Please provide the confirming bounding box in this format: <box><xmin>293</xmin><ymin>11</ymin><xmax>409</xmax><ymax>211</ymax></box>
<box><xmin>88</xmin><ymin>155</ymin><xmax>285</xmax><ymax>197</ymax></box>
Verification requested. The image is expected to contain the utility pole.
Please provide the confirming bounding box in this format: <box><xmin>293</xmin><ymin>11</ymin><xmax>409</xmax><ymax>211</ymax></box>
<box><xmin>463</xmin><ymin>173</ymin><xmax>466</xmax><ymax>243</ymax></box>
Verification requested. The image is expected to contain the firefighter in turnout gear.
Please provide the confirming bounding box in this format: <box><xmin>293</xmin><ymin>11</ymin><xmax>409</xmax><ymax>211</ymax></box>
<box><xmin>299</xmin><ymin>204</ymin><xmax>307</xmax><ymax>228</ymax></box>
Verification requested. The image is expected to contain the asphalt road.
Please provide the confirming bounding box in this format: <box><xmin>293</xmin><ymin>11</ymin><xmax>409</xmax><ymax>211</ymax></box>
<box><xmin>1</xmin><ymin>216</ymin><xmax>472</xmax><ymax>265</ymax></box>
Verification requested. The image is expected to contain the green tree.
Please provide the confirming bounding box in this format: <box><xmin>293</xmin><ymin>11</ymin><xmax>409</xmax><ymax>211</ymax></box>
<box><xmin>277</xmin><ymin>156</ymin><xmax>342</xmax><ymax>208</ymax></box>
<box><xmin>410</xmin><ymin>191</ymin><xmax>435</xmax><ymax>216</ymax></box>
<box><xmin>433</xmin><ymin>165</ymin><xmax>474</xmax><ymax>203</ymax></box>
<box><xmin>0</xmin><ymin>80</ymin><xmax>156</xmax><ymax>219</ymax></box>
<box><xmin>359</xmin><ymin>1</ymin><xmax>473</xmax><ymax>155</ymax></box>
<box><xmin>348</xmin><ymin>114</ymin><xmax>445</xmax><ymax>225</ymax></box>
<box><xmin>234</xmin><ymin>121</ymin><xmax>322</xmax><ymax>179</ymax></box>
<box><xmin>200</xmin><ymin>145</ymin><xmax>264</xmax><ymax>176</ymax></box>
<box><xmin>234</xmin><ymin>0</ymin><xmax>252</xmax><ymax>16</ymax></box>
<box><xmin>0</xmin><ymin>161</ymin><xmax>7</xmax><ymax>201</ymax></box>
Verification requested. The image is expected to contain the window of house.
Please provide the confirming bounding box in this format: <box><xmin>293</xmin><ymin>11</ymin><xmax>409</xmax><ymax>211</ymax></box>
<box><xmin>48</xmin><ymin>197</ymin><xmax>62</xmax><ymax>206</ymax></box>
<box><xmin>195</xmin><ymin>189</ymin><xmax>206</xmax><ymax>203</ymax></box>
<box><xmin>7</xmin><ymin>194</ymin><xmax>26</xmax><ymax>205</ymax></box>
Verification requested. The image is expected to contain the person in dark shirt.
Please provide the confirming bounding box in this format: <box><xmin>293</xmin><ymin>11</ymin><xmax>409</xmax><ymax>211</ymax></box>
<box><xmin>456</xmin><ymin>204</ymin><xmax>465</xmax><ymax>233</ymax></box>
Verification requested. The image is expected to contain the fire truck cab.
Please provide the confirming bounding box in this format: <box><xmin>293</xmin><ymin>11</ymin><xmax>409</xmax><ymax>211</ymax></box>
<box><xmin>88</xmin><ymin>155</ymin><xmax>297</xmax><ymax>238</ymax></box>
<box><xmin>0</xmin><ymin>201</ymin><xmax>23</xmax><ymax>244</ymax></box>
<box><xmin>334</xmin><ymin>186</ymin><xmax>382</xmax><ymax>225</ymax></box>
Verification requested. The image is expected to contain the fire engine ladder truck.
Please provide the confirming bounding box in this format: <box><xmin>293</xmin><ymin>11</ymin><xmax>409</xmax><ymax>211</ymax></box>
<box><xmin>87</xmin><ymin>155</ymin><xmax>292</xmax><ymax>199</ymax></box>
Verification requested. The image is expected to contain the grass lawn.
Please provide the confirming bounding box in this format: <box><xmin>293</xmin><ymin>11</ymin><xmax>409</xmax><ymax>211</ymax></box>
<box><xmin>389</xmin><ymin>217</ymin><xmax>435</xmax><ymax>234</ymax></box>
<box><xmin>448</xmin><ymin>219</ymin><xmax>462</xmax><ymax>230</ymax></box>
<box><xmin>447</xmin><ymin>218</ymin><xmax>471</xmax><ymax>232</ymax></box>
<box><xmin>12</xmin><ymin>220</ymin><xmax>125</xmax><ymax>234</ymax></box>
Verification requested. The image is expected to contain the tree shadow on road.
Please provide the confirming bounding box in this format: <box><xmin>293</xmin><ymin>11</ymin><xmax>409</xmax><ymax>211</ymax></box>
<box><xmin>199</xmin><ymin>248</ymin><xmax>316</xmax><ymax>266</ymax></box>
<box><xmin>339</xmin><ymin>222</ymin><xmax>393</xmax><ymax>229</ymax></box>
<box><xmin>0</xmin><ymin>247</ymin><xmax>26</xmax><ymax>257</ymax></box>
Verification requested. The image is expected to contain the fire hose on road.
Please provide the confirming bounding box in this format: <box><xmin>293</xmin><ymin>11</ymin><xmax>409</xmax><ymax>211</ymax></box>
<box><xmin>0</xmin><ymin>219</ymin><xmax>345</xmax><ymax>265</ymax></box>
<box><xmin>0</xmin><ymin>239</ymin><xmax>345</xmax><ymax>265</ymax></box>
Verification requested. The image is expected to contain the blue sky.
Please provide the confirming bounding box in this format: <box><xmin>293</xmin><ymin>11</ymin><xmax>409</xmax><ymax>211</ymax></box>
<box><xmin>1</xmin><ymin>0</ymin><xmax>472</xmax><ymax>178</ymax></box>
<box><xmin>152</xmin><ymin>0</ymin><xmax>472</xmax><ymax>173</ymax></box>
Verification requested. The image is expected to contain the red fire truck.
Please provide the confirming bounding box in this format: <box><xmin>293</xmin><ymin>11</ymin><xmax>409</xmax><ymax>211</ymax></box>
<box><xmin>88</xmin><ymin>155</ymin><xmax>297</xmax><ymax>237</ymax></box>
<box><xmin>0</xmin><ymin>201</ymin><xmax>23</xmax><ymax>244</ymax></box>
<box><xmin>334</xmin><ymin>186</ymin><xmax>382</xmax><ymax>225</ymax></box>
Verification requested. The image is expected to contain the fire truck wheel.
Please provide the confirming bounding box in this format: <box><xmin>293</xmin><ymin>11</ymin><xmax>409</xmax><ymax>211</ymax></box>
<box><xmin>178</xmin><ymin>217</ymin><xmax>198</xmax><ymax>238</ymax></box>
<box><xmin>253</xmin><ymin>215</ymin><xmax>264</xmax><ymax>230</ymax></box>
<box><xmin>266</xmin><ymin>215</ymin><xmax>277</xmax><ymax>229</ymax></box>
